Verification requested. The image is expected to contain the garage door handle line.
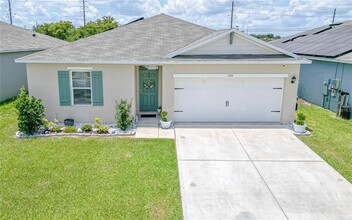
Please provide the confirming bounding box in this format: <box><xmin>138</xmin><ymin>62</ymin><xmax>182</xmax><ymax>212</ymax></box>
<box><xmin>271</xmin><ymin>110</ymin><xmax>281</xmax><ymax>113</ymax></box>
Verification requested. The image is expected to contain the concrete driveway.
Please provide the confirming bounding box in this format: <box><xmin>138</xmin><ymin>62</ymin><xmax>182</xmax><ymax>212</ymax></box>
<box><xmin>175</xmin><ymin>124</ymin><xmax>352</xmax><ymax>220</ymax></box>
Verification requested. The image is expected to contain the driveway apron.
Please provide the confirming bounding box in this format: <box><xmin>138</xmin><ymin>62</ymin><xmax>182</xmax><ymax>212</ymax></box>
<box><xmin>175</xmin><ymin>125</ymin><xmax>352</xmax><ymax>220</ymax></box>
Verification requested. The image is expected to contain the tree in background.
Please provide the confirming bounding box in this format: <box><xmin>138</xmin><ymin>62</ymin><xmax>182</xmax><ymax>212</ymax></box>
<box><xmin>33</xmin><ymin>16</ymin><xmax>118</xmax><ymax>42</ymax></box>
<box><xmin>250</xmin><ymin>34</ymin><xmax>281</xmax><ymax>42</ymax></box>
<box><xmin>33</xmin><ymin>21</ymin><xmax>75</xmax><ymax>41</ymax></box>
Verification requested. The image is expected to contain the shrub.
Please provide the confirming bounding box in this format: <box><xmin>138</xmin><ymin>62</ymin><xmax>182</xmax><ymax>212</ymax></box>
<box><xmin>94</xmin><ymin>117</ymin><xmax>102</xmax><ymax>128</ymax></box>
<box><xmin>42</xmin><ymin>118</ymin><xmax>49</xmax><ymax>130</ymax></box>
<box><xmin>115</xmin><ymin>99</ymin><xmax>133</xmax><ymax>131</ymax></box>
<box><xmin>81</xmin><ymin>124</ymin><xmax>93</xmax><ymax>132</ymax></box>
<box><xmin>160</xmin><ymin>111</ymin><xmax>168</xmax><ymax>122</ymax></box>
<box><xmin>63</xmin><ymin>126</ymin><xmax>78</xmax><ymax>133</ymax></box>
<box><xmin>97</xmin><ymin>125</ymin><xmax>109</xmax><ymax>134</ymax></box>
<box><xmin>296</xmin><ymin>112</ymin><xmax>306</xmax><ymax>126</ymax></box>
<box><xmin>93</xmin><ymin>117</ymin><xmax>109</xmax><ymax>134</ymax></box>
<box><xmin>52</xmin><ymin>125</ymin><xmax>62</xmax><ymax>132</ymax></box>
<box><xmin>15</xmin><ymin>87</ymin><xmax>45</xmax><ymax>135</ymax></box>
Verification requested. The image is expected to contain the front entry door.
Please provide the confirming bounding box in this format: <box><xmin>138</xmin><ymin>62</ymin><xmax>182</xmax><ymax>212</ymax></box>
<box><xmin>139</xmin><ymin>67</ymin><xmax>158</xmax><ymax>112</ymax></box>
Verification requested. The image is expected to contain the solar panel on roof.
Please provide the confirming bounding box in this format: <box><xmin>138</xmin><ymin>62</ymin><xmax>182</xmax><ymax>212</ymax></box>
<box><xmin>271</xmin><ymin>21</ymin><xmax>352</xmax><ymax>57</ymax></box>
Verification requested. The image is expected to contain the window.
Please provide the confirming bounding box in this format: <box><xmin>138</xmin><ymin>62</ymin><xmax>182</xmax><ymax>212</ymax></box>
<box><xmin>71</xmin><ymin>71</ymin><xmax>92</xmax><ymax>105</ymax></box>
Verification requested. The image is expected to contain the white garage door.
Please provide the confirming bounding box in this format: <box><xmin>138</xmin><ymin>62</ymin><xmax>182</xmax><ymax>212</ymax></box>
<box><xmin>174</xmin><ymin>74</ymin><xmax>286</xmax><ymax>122</ymax></box>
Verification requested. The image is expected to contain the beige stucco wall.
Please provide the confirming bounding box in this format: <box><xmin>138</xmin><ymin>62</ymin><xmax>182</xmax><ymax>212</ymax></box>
<box><xmin>162</xmin><ymin>64</ymin><xmax>301</xmax><ymax>124</ymax></box>
<box><xmin>27</xmin><ymin>63</ymin><xmax>301</xmax><ymax>124</ymax></box>
<box><xmin>27</xmin><ymin>64</ymin><xmax>135</xmax><ymax>123</ymax></box>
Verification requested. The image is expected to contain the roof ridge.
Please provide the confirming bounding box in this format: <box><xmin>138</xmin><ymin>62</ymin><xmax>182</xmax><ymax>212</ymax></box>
<box><xmin>155</xmin><ymin>13</ymin><xmax>214</xmax><ymax>31</ymax></box>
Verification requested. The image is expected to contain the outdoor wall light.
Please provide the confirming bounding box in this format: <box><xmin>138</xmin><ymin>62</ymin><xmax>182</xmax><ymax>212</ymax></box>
<box><xmin>291</xmin><ymin>76</ymin><xmax>297</xmax><ymax>84</ymax></box>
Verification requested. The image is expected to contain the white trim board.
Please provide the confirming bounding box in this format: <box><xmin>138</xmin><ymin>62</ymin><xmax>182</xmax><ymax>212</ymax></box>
<box><xmin>303</xmin><ymin>56</ymin><xmax>352</xmax><ymax>64</ymax></box>
<box><xmin>67</xmin><ymin>67</ymin><xmax>93</xmax><ymax>70</ymax></box>
<box><xmin>15</xmin><ymin>59</ymin><xmax>311</xmax><ymax>65</ymax></box>
<box><xmin>173</xmin><ymin>73</ymin><xmax>289</xmax><ymax>78</ymax></box>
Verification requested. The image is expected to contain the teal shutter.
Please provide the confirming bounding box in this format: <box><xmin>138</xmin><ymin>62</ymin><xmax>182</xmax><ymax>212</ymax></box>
<box><xmin>92</xmin><ymin>71</ymin><xmax>104</xmax><ymax>106</ymax></box>
<box><xmin>58</xmin><ymin>71</ymin><xmax>71</xmax><ymax>106</ymax></box>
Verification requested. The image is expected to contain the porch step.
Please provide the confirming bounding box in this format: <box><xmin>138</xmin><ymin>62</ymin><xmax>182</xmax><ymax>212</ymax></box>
<box><xmin>140</xmin><ymin>111</ymin><xmax>158</xmax><ymax>117</ymax></box>
<box><xmin>138</xmin><ymin>115</ymin><xmax>161</xmax><ymax>127</ymax></box>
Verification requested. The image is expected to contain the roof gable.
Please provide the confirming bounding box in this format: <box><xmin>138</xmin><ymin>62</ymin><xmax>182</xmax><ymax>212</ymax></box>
<box><xmin>167</xmin><ymin>29</ymin><xmax>298</xmax><ymax>58</ymax></box>
<box><xmin>0</xmin><ymin>21</ymin><xmax>66</xmax><ymax>53</ymax></box>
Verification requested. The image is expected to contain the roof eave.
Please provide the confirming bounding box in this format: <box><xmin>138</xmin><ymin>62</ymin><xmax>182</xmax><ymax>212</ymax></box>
<box><xmin>303</xmin><ymin>55</ymin><xmax>352</xmax><ymax>64</ymax></box>
<box><xmin>0</xmin><ymin>48</ymin><xmax>48</xmax><ymax>54</ymax></box>
<box><xmin>15</xmin><ymin>59</ymin><xmax>311</xmax><ymax>65</ymax></box>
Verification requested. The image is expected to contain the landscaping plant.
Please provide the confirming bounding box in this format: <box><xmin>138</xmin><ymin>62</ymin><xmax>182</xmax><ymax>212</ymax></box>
<box><xmin>15</xmin><ymin>87</ymin><xmax>45</xmax><ymax>135</ymax></box>
<box><xmin>296</xmin><ymin>112</ymin><xmax>306</xmax><ymax>126</ymax></box>
<box><xmin>115</xmin><ymin>99</ymin><xmax>133</xmax><ymax>131</ymax></box>
<box><xmin>160</xmin><ymin>111</ymin><xmax>168</xmax><ymax>122</ymax></box>
<box><xmin>94</xmin><ymin>117</ymin><xmax>109</xmax><ymax>134</ymax></box>
<box><xmin>63</xmin><ymin>126</ymin><xmax>78</xmax><ymax>133</ymax></box>
<box><xmin>94</xmin><ymin>117</ymin><xmax>102</xmax><ymax>128</ymax></box>
<box><xmin>81</xmin><ymin>124</ymin><xmax>93</xmax><ymax>132</ymax></box>
<box><xmin>52</xmin><ymin>125</ymin><xmax>62</xmax><ymax>133</ymax></box>
<box><xmin>96</xmin><ymin>125</ymin><xmax>109</xmax><ymax>134</ymax></box>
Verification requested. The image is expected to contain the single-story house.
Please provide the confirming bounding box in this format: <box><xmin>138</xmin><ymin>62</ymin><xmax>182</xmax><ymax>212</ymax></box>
<box><xmin>272</xmin><ymin>21</ymin><xmax>352</xmax><ymax>119</ymax></box>
<box><xmin>17</xmin><ymin>14</ymin><xmax>310</xmax><ymax>124</ymax></box>
<box><xmin>0</xmin><ymin>21</ymin><xmax>66</xmax><ymax>101</ymax></box>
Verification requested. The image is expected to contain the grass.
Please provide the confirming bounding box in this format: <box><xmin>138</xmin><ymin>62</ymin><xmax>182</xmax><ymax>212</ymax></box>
<box><xmin>298</xmin><ymin>102</ymin><xmax>352</xmax><ymax>183</ymax></box>
<box><xmin>0</xmin><ymin>100</ymin><xmax>182</xmax><ymax>219</ymax></box>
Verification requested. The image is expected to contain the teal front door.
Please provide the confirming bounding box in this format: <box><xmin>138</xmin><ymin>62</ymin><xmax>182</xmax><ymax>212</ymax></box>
<box><xmin>139</xmin><ymin>67</ymin><xmax>158</xmax><ymax>112</ymax></box>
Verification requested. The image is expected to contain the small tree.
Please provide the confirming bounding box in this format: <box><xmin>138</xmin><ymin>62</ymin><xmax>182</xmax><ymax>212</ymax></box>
<box><xmin>115</xmin><ymin>99</ymin><xmax>133</xmax><ymax>131</ymax></box>
<box><xmin>15</xmin><ymin>87</ymin><xmax>45</xmax><ymax>135</ymax></box>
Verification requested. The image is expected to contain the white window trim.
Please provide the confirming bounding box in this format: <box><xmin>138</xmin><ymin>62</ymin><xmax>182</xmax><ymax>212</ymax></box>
<box><xmin>70</xmin><ymin>70</ymin><xmax>93</xmax><ymax>106</ymax></box>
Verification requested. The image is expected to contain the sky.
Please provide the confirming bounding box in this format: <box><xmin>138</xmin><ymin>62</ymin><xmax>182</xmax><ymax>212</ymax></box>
<box><xmin>0</xmin><ymin>0</ymin><xmax>351</xmax><ymax>37</ymax></box>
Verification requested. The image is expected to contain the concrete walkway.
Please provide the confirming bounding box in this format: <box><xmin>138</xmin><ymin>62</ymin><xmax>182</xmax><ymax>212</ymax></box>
<box><xmin>134</xmin><ymin>125</ymin><xmax>175</xmax><ymax>139</ymax></box>
<box><xmin>175</xmin><ymin>124</ymin><xmax>352</xmax><ymax>220</ymax></box>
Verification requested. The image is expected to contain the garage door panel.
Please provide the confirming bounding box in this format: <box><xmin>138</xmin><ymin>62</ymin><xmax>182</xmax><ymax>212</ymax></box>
<box><xmin>174</xmin><ymin>76</ymin><xmax>284</xmax><ymax>122</ymax></box>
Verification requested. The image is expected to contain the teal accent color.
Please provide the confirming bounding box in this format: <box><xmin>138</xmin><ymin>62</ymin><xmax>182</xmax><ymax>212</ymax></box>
<box><xmin>139</xmin><ymin>67</ymin><xmax>158</xmax><ymax>112</ymax></box>
<box><xmin>58</xmin><ymin>71</ymin><xmax>71</xmax><ymax>106</ymax></box>
<box><xmin>92</xmin><ymin>71</ymin><xmax>104</xmax><ymax>106</ymax></box>
<box><xmin>230</xmin><ymin>32</ymin><xmax>234</xmax><ymax>44</ymax></box>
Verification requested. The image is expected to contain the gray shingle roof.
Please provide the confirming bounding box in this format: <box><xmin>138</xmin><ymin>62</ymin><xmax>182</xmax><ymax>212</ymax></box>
<box><xmin>271</xmin><ymin>21</ymin><xmax>352</xmax><ymax>58</ymax></box>
<box><xmin>18</xmin><ymin>14</ymin><xmax>214</xmax><ymax>63</ymax></box>
<box><xmin>0</xmin><ymin>21</ymin><xmax>66</xmax><ymax>53</ymax></box>
<box><xmin>17</xmin><ymin>14</ymin><xmax>305</xmax><ymax>64</ymax></box>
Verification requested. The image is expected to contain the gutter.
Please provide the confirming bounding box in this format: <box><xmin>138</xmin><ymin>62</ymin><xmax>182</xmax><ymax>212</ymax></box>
<box><xmin>302</xmin><ymin>55</ymin><xmax>352</xmax><ymax>64</ymax></box>
<box><xmin>0</xmin><ymin>48</ymin><xmax>49</xmax><ymax>54</ymax></box>
<box><xmin>15</xmin><ymin>59</ymin><xmax>311</xmax><ymax>65</ymax></box>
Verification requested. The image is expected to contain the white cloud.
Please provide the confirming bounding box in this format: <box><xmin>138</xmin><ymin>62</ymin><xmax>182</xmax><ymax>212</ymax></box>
<box><xmin>0</xmin><ymin>0</ymin><xmax>351</xmax><ymax>35</ymax></box>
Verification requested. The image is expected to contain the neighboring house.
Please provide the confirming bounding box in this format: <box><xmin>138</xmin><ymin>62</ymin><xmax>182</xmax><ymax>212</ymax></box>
<box><xmin>272</xmin><ymin>21</ymin><xmax>352</xmax><ymax>119</ymax></box>
<box><xmin>17</xmin><ymin>14</ymin><xmax>309</xmax><ymax>124</ymax></box>
<box><xmin>0</xmin><ymin>21</ymin><xmax>66</xmax><ymax>101</ymax></box>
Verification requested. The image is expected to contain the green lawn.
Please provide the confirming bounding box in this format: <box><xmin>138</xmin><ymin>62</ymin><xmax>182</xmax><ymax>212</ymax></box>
<box><xmin>0</xmin><ymin>100</ymin><xmax>182</xmax><ymax>219</ymax></box>
<box><xmin>298</xmin><ymin>102</ymin><xmax>352</xmax><ymax>183</ymax></box>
